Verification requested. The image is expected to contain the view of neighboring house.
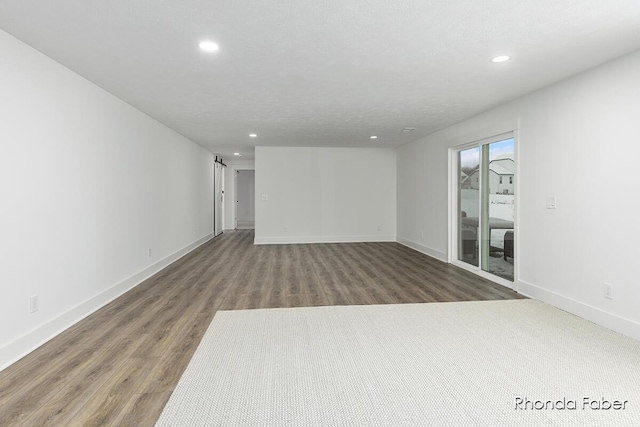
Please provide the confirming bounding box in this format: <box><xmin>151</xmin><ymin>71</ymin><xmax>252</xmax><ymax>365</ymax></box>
<box><xmin>462</xmin><ymin>153</ymin><xmax>514</xmax><ymax>195</ymax></box>
<box><xmin>460</xmin><ymin>170</ymin><xmax>469</xmax><ymax>187</ymax></box>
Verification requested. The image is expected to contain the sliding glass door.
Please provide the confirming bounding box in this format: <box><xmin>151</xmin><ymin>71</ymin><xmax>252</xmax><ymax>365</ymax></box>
<box><xmin>455</xmin><ymin>135</ymin><xmax>515</xmax><ymax>283</ymax></box>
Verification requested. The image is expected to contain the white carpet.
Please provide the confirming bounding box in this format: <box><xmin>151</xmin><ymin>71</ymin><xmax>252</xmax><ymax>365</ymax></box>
<box><xmin>156</xmin><ymin>300</ymin><xmax>640</xmax><ymax>426</ymax></box>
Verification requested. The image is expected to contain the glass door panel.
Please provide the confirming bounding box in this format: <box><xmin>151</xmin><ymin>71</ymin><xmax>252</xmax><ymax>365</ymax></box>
<box><xmin>458</xmin><ymin>147</ymin><xmax>480</xmax><ymax>266</ymax></box>
<box><xmin>481</xmin><ymin>138</ymin><xmax>515</xmax><ymax>281</ymax></box>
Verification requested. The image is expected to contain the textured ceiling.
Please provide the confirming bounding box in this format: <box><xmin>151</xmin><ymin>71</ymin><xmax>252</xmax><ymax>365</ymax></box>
<box><xmin>2</xmin><ymin>1</ymin><xmax>640</xmax><ymax>160</ymax></box>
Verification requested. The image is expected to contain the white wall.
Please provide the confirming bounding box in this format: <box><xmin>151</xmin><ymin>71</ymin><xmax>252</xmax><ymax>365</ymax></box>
<box><xmin>224</xmin><ymin>159</ymin><xmax>255</xmax><ymax>230</ymax></box>
<box><xmin>237</xmin><ymin>170</ymin><xmax>255</xmax><ymax>223</ymax></box>
<box><xmin>255</xmin><ymin>147</ymin><xmax>396</xmax><ymax>244</ymax></box>
<box><xmin>0</xmin><ymin>29</ymin><xmax>215</xmax><ymax>370</ymax></box>
<box><xmin>397</xmin><ymin>48</ymin><xmax>640</xmax><ymax>340</ymax></box>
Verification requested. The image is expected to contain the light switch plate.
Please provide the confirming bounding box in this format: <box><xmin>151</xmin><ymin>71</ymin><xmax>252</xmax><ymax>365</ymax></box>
<box><xmin>546</xmin><ymin>196</ymin><xmax>557</xmax><ymax>209</ymax></box>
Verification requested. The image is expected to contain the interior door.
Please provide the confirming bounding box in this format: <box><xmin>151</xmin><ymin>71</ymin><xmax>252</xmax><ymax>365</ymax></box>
<box><xmin>214</xmin><ymin>162</ymin><xmax>225</xmax><ymax>236</ymax></box>
<box><xmin>236</xmin><ymin>169</ymin><xmax>255</xmax><ymax>229</ymax></box>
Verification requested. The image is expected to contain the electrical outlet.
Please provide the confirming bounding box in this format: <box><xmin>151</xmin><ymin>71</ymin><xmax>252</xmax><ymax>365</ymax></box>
<box><xmin>30</xmin><ymin>295</ymin><xmax>38</xmax><ymax>313</ymax></box>
<box><xmin>604</xmin><ymin>283</ymin><xmax>613</xmax><ymax>300</ymax></box>
<box><xmin>148</xmin><ymin>248</ymin><xmax>152</xmax><ymax>258</ymax></box>
<box><xmin>377</xmin><ymin>225</ymin><xmax>381</xmax><ymax>231</ymax></box>
<box><xmin>420</xmin><ymin>231</ymin><xmax>424</xmax><ymax>239</ymax></box>
<box><xmin>283</xmin><ymin>225</ymin><xmax>288</xmax><ymax>232</ymax></box>
<box><xmin>262</xmin><ymin>194</ymin><xmax>268</xmax><ymax>201</ymax></box>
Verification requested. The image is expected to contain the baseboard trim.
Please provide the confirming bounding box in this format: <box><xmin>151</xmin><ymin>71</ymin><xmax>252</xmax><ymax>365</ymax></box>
<box><xmin>396</xmin><ymin>236</ymin><xmax>447</xmax><ymax>262</ymax></box>
<box><xmin>518</xmin><ymin>279</ymin><xmax>640</xmax><ymax>341</ymax></box>
<box><xmin>254</xmin><ymin>235</ymin><xmax>396</xmax><ymax>245</ymax></box>
<box><xmin>0</xmin><ymin>233</ymin><xmax>215</xmax><ymax>372</ymax></box>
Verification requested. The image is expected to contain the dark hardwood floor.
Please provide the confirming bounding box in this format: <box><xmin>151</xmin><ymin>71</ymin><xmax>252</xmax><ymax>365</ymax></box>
<box><xmin>0</xmin><ymin>230</ymin><xmax>523</xmax><ymax>426</ymax></box>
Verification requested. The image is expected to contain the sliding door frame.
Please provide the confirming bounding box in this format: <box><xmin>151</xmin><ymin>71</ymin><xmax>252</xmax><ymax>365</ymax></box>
<box><xmin>448</xmin><ymin>130</ymin><xmax>519</xmax><ymax>291</ymax></box>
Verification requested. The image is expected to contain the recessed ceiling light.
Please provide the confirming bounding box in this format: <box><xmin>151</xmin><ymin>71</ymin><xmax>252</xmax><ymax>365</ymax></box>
<box><xmin>402</xmin><ymin>127</ymin><xmax>416</xmax><ymax>132</ymax></box>
<box><xmin>198</xmin><ymin>41</ymin><xmax>219</xmax><ymax>52</ymax></box>
<box><xmin>491</xmin><ymin>55</ymin><xmax>511</xmax><ymax>63</ymax></box>
<box><xmin>249</xmin><ymin>133</ymin><xmax>257</xmax><ymax>138</ymax></box>
<box><xmin>370</xmin><ymin>136</ymin><xmax>378</xmax><ymax>139</ymax></box>
<box><xmin>233</xmin><ymin>152</ymin><xmax>241</xmax><ymax>156</ymax></box>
